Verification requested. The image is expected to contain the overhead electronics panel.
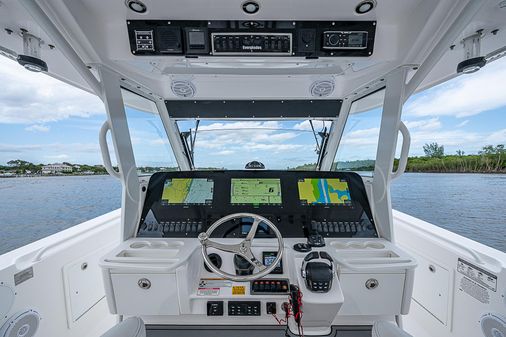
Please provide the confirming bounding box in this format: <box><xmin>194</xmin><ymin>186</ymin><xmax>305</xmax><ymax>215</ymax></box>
<box><xmin>127</xmin><ymin>20</ymin><xmax>376</xmax><ymax>57</ymax></box>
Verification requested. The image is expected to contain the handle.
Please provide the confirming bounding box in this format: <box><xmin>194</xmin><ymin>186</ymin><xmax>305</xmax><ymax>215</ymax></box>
<box><xmin>99</xmin><ymin>121</ymin><xmax>121</xmax><ymax>179</ymax></box>
<box><xmin>333</xmin><ymin>256</ymin><xmax>416</xmax><ymax>271</ymax></box>
<box><xmin>391</xmin><ymin>121</ymin><xmax>411</xmax><ymax>181</ymax></box>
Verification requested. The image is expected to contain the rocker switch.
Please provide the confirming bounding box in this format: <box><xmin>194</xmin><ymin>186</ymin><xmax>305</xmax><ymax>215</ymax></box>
<box><xmin>207</xmin><ymin>301</ymin><xmax>224</xmax><ymax>316</ymax></box>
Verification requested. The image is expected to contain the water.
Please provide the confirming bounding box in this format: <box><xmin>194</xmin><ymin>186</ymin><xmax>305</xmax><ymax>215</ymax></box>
<box><xmin>0</xmin><ymin>173</ymin><xmax>504</xmax><ymax>255</ymax></box>
<box><xmin>391</xmin><ymin>173</ymin><xmax>506</xmax><ymax>252</ymax></box>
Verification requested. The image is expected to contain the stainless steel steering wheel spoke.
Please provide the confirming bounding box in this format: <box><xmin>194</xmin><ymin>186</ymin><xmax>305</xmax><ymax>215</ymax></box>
<box><xmin>245</xmin><ymin>217</ymin><xmax>261</xmax><ymax>242</ymax></box>
<box><xmin>205</xmin><ymin>239</ymin><xmax>242</xmax><ymax>255</ymax></box>
<box><xmin>239</xmin><ymin>249</ymin><xmax>267</xmax><ymax>271</ymax></box>
<box><xmin>199</xmin><ymin>212</ymin><xmax>284</xmax><ymax>282</ymax></box>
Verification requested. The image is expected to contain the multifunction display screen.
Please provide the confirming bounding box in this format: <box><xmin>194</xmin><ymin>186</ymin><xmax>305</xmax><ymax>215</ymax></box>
<box><xmin>161</xmin><ymin>178</ymin><xmax>214</xmax><ymax>205</ymax></box>
<box><xmin>298</xmin><ymin>178</ymin><xmax>352</xmax><ymax>206</ymax></box>
<box><xmin>231</xmin><ymin>178</ymin><xmax>282</xmax><ymax>205</ymax></box>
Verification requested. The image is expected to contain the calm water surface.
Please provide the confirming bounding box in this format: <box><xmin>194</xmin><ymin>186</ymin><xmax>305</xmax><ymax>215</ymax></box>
<box><xmin>0</xmin><ymin>173</ymin><xmax>504</xmax><ymax>255</ymax></box>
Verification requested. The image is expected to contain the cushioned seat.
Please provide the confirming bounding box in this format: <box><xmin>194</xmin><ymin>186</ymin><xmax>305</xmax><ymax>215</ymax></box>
<box><xmin>101</xmin><ymin>317</ymin><xmax>146</xmax><ymax>337</ymax></box>
<box><xmin>372</xmin><ymin>321</ymin><xmax>413</xmax><ymax>337</ymax></box>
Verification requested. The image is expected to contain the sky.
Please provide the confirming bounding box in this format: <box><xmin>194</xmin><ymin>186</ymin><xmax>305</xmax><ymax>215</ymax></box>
<box><xmin>0</xmin><ymin>55</ymin><xmax>505</xmax><ymax>169</ymax></box>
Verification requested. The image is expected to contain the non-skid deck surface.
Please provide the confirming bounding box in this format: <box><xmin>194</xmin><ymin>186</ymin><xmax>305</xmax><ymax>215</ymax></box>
<box><xmin>146</xmin><ymin>325</ymin><xmax>372</xmax><ymax>337</ymax></box>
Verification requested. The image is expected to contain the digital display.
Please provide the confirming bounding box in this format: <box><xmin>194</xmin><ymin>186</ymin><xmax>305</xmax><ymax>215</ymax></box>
<box><xmin>348</xmin><ymin>33</ymin><xmax>364</xmax><ymax>46</ymax></box>
<box><xmin>161</xmin><ymin>178</ymin><xmax>213</xmax><ymax>205</ymax></box>
<box><xmin>231</xmin><ymin>178</ymin><xmax>282</xmax><ymax>205</ymax></box>
<box><xmin>298</xmin><ymin>178</ymin><xmax>352</xmax><ymax>206</ymax></box>
<box><xmin>263</xmin><ymin>251</ymin><xmax>283</xmax><ymax>274</ymax></box>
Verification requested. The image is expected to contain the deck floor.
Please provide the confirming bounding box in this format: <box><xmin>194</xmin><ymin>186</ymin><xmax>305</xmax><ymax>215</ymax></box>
<box><xmin>146</xmin><ymin>325</ymin><xmax>372</xmax><ymax>337</ymax></box>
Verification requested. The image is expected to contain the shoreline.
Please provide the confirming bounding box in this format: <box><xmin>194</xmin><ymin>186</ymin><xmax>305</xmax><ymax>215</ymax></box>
<box><xmin>0</xmin><ymin>173</ymin><xmax>109</xmax><ymax>178</ymax></box>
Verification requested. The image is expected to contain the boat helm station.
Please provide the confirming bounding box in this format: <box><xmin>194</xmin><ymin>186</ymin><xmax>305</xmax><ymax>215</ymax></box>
<box><xmin>0</xmin><ymin>1</ymin><xmax>506</xmax><ymax>337</ymax></box>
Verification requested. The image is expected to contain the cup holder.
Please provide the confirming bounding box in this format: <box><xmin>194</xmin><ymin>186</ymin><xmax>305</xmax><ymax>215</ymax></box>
<box><xmin>129</xmin><ymin>240</ymin><xmax>184</xmax><ymax>249</ymax></box>
<box><xmin>365</xmin><ymin>242</ymin><xmax>385</xmax><ymax>249</ymax></box>
<box><xmin>331</xmin><ymin>241</ymin><xmax>385</xmax><ymax>250</ymax></box>
<box><xmin>130</xmin><ymin>242</ymin><xmax>150</xmax><ymax>249</ymax></box>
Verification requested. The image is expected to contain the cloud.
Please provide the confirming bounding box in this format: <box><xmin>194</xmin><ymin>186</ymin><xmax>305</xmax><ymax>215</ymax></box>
<box><xmin>214</xmin><ymin>150</ymin><xmax>235</xmax><ymax>155</ymax></box>
<box><xmin>0</xmin><ymin>58</ymin><xmax>105</xmax><ymax>124</ymax></box>
<box><xmin>456</xmin><ymin>120</ymin><xmax>469</xmax><ymax>128</ymax></box>
<box><xmin>45</xmin><ymin>154</ymin><xmax>70</xmax><ymax>160</ymax></box>
<box><xmin>25</xmin><ymin>124</ymin><xmax>50</xmax><ymax>132</ymax></box>
<box><xmin>403</xmin><ymin>118</ymin><xmax>441</xmax><ymax>131</ymax></box>
<box><xmin>486</xmin><ymin>128</ymin><xmax>506</xmax><ymax>144</ymax></box>
<box><xmin>293</xmin><ymin>120</ymin><xmax>329</xmax><ymax>131</ymax></box>
<box><xmin>0</xmin><ymin>142</ymin><xmax>101</xmax><ymax>164</ymax></box>
<box><xmin>404</xmin><ymin>58</ymin><xmax>506</xmax><ymax>118</ymax></box>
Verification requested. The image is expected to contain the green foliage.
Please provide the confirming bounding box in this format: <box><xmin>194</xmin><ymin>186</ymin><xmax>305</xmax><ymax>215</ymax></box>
<box><xmin>293</xmin><ymin>144</ymin><xmax>505</xmax><ymax>173</ymax></box>
<box><xmin>423</xmin><ymin>142</ymin><xmax>445</xmax><ymax>158</ymax></box>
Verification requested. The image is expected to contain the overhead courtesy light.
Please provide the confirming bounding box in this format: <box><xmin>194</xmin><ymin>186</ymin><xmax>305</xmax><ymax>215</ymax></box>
<box><xmin>18</xmin><ymin>32</ymin><xmax>47</xmax><ymax>72</ymax></box>
<box><xmin>457</xmin><ymin>32</ymin><xmax>486</xmax><ymax>74</ymax></box>
<box><xmin>125</xmin><ymin>0</ymin><xmax>147</xmax><ymax>13</ymax></box>
<box><xmin>355</xmin><ymin>0</ymin><xmax>376</xmax><ymax>14</ymax></box>
<box><xmin>242</xmin><ymin>1</ymin><xmax>260</xmax><ymax>14</ymax></box>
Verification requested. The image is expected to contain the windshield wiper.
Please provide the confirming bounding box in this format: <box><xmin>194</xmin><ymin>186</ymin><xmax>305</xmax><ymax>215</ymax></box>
<box><xmin>180</xmin><ymin>120</ymin><xmax>200</xmax><ymax>170</ymax></box>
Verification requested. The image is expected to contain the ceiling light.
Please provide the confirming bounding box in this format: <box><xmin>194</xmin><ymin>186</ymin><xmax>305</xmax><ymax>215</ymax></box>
<box><xmin>17</xmin><ymin>32</ymin><xmax>48</xmax><ymax>72</ymax></box>
<box><xmin>125</xmin><ymin>0</ymin><xmax>147</xmax><ymax>14</ymax></box>
<box><xmin>242</xmin><ymin>1</ymin><xmax>260</xmax><ymax>14</ymax></box>
<box><xmin>355</xmin><ymin>0</ymin><xmax>376</xmax><ymax>14</ymax></box>
<box><xmin>457</xmin><ymin>57</ymin><xmax>486</xmax><ymax>74</ymax></box>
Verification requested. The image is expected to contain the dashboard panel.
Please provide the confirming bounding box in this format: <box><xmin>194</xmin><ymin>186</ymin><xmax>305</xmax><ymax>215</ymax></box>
<box><xmin>137</xmin><ymin>170</ymin><xmax>378</xmax><ymax>239</ymax></box>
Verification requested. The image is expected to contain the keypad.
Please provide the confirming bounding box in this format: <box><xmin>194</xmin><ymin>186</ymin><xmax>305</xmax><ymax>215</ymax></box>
<box><xmin>228</xmin><ymin>301</ymin><xmax>261</xmax><ymax>316</ymax></box>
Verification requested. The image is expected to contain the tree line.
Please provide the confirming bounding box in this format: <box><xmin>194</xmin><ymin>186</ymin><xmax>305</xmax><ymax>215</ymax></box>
<box><xmin>291</xmin><ymin>143</ymin><xmax>505</xmax><ymax>173</ymax></box>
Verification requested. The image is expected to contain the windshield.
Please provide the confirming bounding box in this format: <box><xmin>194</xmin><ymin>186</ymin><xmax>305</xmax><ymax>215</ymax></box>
<box><xmin>177</xmin><ymin>119</ymin><xmax>332</xmax><ymax>170</ymax></box>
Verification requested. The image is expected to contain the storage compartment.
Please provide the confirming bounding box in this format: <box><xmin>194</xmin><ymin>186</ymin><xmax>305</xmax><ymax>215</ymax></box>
<box><xmin>339</xmin><ymin>273</ymin><xmax>405</xmax><ymax>315</ymax></box>
<box><xmin>111</xmin><ymin>273</ymin><xmax>180</xmax><ymax>315</ymax></box>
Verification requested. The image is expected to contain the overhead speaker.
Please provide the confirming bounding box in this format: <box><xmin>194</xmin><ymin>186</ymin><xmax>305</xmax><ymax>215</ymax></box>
<box><xmin>171</xmin><ymin>80</ymin><xmax>196</xmax><ymax>98</ymax></box>
<box><xmin>310</xmin><ymin>80</ymin><xmax>335</xmax><ymax>97</ymax></box>
<box><xmin>481</xmin><ymin>313</ymin><xmax>506</xmax><ymax>337</ymax></box>
<box><xmin>0</xmin><ymin>310</ymin><xmax>40</xmax><ymax>337</ymax></box>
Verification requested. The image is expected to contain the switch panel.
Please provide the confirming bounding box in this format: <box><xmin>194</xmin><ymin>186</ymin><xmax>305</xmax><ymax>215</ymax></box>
<box><xmin>228</xmin><ymin>301</ymin><xmax>261</xmax><ymax>316</ymax></box>
<box><xmin>207</xmin><ymin>301</ymin><xmax>224</xmax><ymax>316</ymax></box>
<box><xmin>251</xmin><ymin>279</ymin><xmax>290</xmax><ymax>295</ymax></box>
<box><xmin>266</xmin><ymin>302</ymin><xmax>277</xmax><ymax>314</ymax></box>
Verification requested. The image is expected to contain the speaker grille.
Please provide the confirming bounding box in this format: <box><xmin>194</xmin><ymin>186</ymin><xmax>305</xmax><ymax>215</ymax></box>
<box><xmin>0</xmin><ymin>310</ymin><xmax>40</xmax><ymax>337</ymax></box>
<box><xmin>171</xmin><ymin>80</ymin><xmax>196</xmax><ymax>98</ymax></box>
<box><xmin>481</xmin><ymin>313</ymin><xmax>506</xmax><ymax>337</ymax></box>
<box><xmin>310</xmin><ymin>80</ymin><xmax>334</xmax><ymax>97</ymax></box>
<box><xmin>156</xmin><ymin>27</ymin><xmax>182</xmax><ymax>53</ymax></box>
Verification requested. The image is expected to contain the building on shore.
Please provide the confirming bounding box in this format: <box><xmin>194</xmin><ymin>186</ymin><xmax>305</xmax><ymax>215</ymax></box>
<box><xmin>41</xmin><ymin>163</ymin><xmax>73</xmax><ymax>175</ymax></box>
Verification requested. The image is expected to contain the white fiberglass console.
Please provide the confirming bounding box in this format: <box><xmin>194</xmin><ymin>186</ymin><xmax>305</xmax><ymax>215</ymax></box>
<box><xmin>100</xmin><ymin>171</ymin><xmax>416</xmax><ymax>335</ymax></box>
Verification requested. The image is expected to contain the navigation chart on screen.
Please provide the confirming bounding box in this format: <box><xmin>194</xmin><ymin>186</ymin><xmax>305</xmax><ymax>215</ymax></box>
<box><xmin>298</xmin><ymin>178</ymin><xmax>352</xmax><ymax>205</ymax></box>
<box><xmin>231</xmin><ymin>178</ymin><xmax>282</xmax><ymax>205</ymax></box>
<box><xmin>161</xmin><ymin>178</ymin><xmax>213</xmax><ymax>205</ymax></box>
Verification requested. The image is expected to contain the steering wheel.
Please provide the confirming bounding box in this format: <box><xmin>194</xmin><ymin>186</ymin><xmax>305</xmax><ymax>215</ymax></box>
<box><xmin>198</xmin><ymin>213</ymin><xmax>284</xmax><ymax>281</ymax></box>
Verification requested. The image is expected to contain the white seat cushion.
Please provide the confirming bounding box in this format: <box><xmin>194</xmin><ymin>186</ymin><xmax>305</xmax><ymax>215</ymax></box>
<box><xmin>372</xmin><ymin>321</ymin><xmax>413</xmax><ymax>337</ymax></box>
<box><xmin>101</xmin><ymin>317</ymin><xmax>146</xmax><ymax>337</ymax></box>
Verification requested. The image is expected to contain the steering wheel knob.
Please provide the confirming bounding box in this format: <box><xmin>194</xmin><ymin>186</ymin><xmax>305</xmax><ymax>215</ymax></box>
<box><xmin>198</xmin><ymin>232</ymin><xmax>208</xmax><ymax>243</ymax></box>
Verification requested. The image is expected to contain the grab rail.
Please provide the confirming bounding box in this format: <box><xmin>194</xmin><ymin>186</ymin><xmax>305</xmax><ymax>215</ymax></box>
<box><xmin>31</xmin><ymin>214</ymin><xmax>118</xmax><ymax>263</ymax></box>
<box><xmin>395</xmin><ymin>214</ymin><xmax>485</xmax><ymax>265</ymax></box>
<box><xmin>391</xmin><ymin>121</ymin><xmax>410</xmax><ymax>181</ymax></box>
<box><xmin>99</xmin><ymin>121</ymin><xmax>121</xmax><ymax>179</ymax></box>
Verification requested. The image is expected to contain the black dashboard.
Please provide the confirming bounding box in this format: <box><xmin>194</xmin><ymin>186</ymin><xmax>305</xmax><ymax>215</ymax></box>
<box><xmin>137</xmin><ymin>170</ymin><xmax>378</xmax><ymax>239</ymax></box>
